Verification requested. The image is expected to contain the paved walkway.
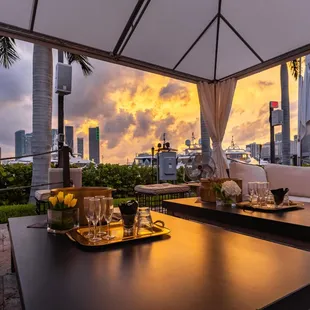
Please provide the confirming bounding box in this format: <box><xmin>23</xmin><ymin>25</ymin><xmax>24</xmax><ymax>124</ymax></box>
<box><xmin>0</xmin><ymin>224</ymin><xmax>21</xmax><ymax>310</ymax></box>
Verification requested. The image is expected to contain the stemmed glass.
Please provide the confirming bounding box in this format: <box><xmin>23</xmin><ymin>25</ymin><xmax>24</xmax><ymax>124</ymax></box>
<box><xmin>89</xmin><ymin>197</ymin><xmax>102</xmax><ymax>242</ymax></box>
<box><xmin>83</xmin><ymin>197</ymin><xmax>93</xmax><ymax>239</ymax></box>
<box><xmin>248</xmin><ymin>182</ymin><xmax>258</xmax><ymax>206</ymax></box>
<box><xmin>95</xmin><ymin>196</ymin><xmax>106</xmax><ymax>237</ymax></box>
<box><xmin>102</xmin><ymin>197</ymin><xmax>115</xmax><ymax>240</ymax></box>
<box><xmin>257</xmin><ymin>182</ymin><xmax>269</xmax><ymax>207</ymax></box>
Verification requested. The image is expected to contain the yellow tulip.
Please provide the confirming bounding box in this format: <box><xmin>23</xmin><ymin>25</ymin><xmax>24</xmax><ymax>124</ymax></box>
<box><xmin>49</xmin><ymin>196</ymin><xmax>57</xmax><ymax>207</ymax></box>
<box><xmin>64</xmin><ymin>193</ymin><xmax>74</xmax><ymax>206</ymax></box>
<box><xmin>57</xmin><ymin>191</ymin><xmax>64</xmax><ymax>203</ymax></box>
<box><xmin>69</xmin><ymin>198</ymin><xmax>77</xmax><ymax>207</ymax></box>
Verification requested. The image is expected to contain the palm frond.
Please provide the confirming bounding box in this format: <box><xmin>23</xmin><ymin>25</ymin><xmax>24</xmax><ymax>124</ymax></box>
<box><xmin>0</xmin><ymin>37</ymin><xmax>20</xmax><ymax>69</ymax></box>
<box><xmin>65</xmin><ymin>52</ymin><xmax>93</xmax><ymax>76</ymax></box>
<box><xmin>289</xmin><ymin>59</ymin><xmax>300</xmax><ymax>80</ymax></box>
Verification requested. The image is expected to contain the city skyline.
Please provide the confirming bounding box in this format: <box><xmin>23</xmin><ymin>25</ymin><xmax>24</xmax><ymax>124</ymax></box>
<box><xmin>0</xmin><ymin>40</ymin><xmax>300</xmax><ymax>164</ymax></box>
<box><xmin>13</xmin><ymin>126</ymin><xmax>94</xmax><ymax>160</ymax></box>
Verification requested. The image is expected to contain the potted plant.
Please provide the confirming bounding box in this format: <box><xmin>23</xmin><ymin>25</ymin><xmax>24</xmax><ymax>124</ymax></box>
<box><xmin>213</xmin><ymin>180</ymin><xmax>241</xmax><ymax>207</ymax></box>
<box><xmin>47</xmin><ymin>192</ymin><xmax>79</xmax><ymax>234</ymax></box>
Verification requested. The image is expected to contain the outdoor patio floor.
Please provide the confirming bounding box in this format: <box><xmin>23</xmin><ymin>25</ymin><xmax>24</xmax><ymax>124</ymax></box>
<box><xmin>0</xmin><ymin>224</ymin><xmax>21</xmax><ymax>310</ymax></box>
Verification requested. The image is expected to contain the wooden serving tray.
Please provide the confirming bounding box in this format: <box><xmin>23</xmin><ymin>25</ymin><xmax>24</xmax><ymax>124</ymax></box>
<box><xmin>236</xmin><ymin>201</ymin><xmax>304</xmax><ymax>212</ymax></box>
<box><xmin>66</xmin><ymin>220</ymin><xmax>170</xmax><ymax>247</ymax></box>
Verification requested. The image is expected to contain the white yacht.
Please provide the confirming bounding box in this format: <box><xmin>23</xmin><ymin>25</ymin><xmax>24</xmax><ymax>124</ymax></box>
<box><xmin>177</xmin><ymin>133</ymin><xmax>202</xmax><ymax>169</ymax></box>
<box><xmin>177</xmin><ymin>135</ymin><xmax>259</xmax><ymax>167</ymax></box>
<box><xmin>225</xmin><ymin>137</ymin><xmax>258</xmax><ymax>165</ymax></box>
<box><xmin>133</xmin><ymin>153</ymin><xmax>156</xmax><ymax>166</ymax></box>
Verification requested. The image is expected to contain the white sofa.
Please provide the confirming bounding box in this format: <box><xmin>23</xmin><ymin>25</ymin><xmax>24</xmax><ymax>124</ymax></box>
<box><xmin>230</xmin><ymin>162</ymin><xmax>310</xmax><ymax>203</ymax></box>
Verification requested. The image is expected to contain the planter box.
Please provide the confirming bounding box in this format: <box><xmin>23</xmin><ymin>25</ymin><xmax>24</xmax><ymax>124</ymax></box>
<box><xmin>200</xmin><ymin>178</ymin><xmax>242</xmax><ymax>203</ymax></box>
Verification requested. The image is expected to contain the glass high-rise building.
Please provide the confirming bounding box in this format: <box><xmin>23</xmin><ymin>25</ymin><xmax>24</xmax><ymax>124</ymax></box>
<box><xmin>15</xmin><ymin>130</ymin><xmax>25</xmax><ymax>157</ymax></box>
<box><xmin>77</xmin><ymin>137</ymin><xmax>84</xmax><ymax>158</ymax></box>
<box><xmin>51</xmin><ymin>129</ymin><xmax>58</xmax><ymax>144</ymax></box>
<box><xmin>65</xmin><ymin>126</ymin><xmax>74</xmax><ymax>151</ymax></box>
<box><xmin>89</xmin><ymin>127</ymin><xmax>100</xmax><ymax>164</ymax></box>
<box><xmin>25</xmin><ymin>133</ymin><xmax>33</xmax><ymax>155</ymax></box>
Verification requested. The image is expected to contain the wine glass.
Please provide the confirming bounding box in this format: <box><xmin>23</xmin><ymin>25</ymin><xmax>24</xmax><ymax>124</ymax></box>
<box><xmin>83</xmin><ymin>197</ymin><xmax>93</xmax><ymax>239</ymax></box>
<box><xmin>95</xmin><ymin>196</ymin><xmax>106</xmax><ymax>237</ymax></box>
<box><xmin>89</xmin><ymin>197</ymin><xmax>102</xmax><ymax>242</ymax></box>
<box><xmin>102</xmin><ymin>197</ymin><xmax>115</xmax><ymax>240</ymax></box>
<box><xmin>257</xmin><ymin>182</ymin><xmax>269</xmax><ymax>207</ymax></box>
<box><xmin>248</xmin><ymin>182</ymin><xmax>258</xmax><ymax>206</ymax></box>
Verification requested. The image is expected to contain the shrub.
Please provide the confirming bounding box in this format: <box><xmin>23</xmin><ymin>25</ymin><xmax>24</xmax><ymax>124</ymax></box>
<box><xmin>0</xmin><ymin>163</ymin><xmax>187</xmax><ymax>204</ymax></box>
<box><xmin>0</xmin><ymin>164</ymin><xmax>32</xmax><ymax>205</ymax></box>
<box><xmin>0</xmin><ymin>204</ymin><xmax>36</xmax><ymax>223</ymax></box>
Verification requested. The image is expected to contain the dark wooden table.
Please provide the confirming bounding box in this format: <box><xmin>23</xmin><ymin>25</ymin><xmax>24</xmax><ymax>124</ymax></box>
<box><xmin>9</xmin><ymin>214</ymin><xmax>310</xmax><ymax>310</ymax></box>
<box><xmin>163</xmin><ymin>198</ymin><xmax>310</xmax><ymax>248</ymax></box>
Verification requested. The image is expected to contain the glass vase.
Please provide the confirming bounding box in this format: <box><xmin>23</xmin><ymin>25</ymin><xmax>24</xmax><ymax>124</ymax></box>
<box><xmin>47</xmin><ymin>207</ymin><xmax>79</xmax><ymax>234</ymax></box>
<box><xmin>216</xmin><ymin>192</ymin><xmax>236</xmax><ymax>208</ymax></box>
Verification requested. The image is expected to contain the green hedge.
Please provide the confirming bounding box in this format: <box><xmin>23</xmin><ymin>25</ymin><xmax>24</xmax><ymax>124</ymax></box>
<box><xmin>0</xmin><ymin>164</ymin><xmax>32</xmax><ymax>205</ymax></box>
<box><xmin>0</xmin><ymin>163</ymin><xmax>186</xmax><ymax>204</ymax></box>
<box><xmin>0</xmin><ymin>204</ymin><xmax>36</xmax><ymax>224</ymax></box>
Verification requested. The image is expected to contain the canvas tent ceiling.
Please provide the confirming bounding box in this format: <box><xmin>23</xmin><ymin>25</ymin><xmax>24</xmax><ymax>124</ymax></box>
<box><xmin>1</xmin><ymin>0</ymin><xmax>310</xmax><ymax>83</ymax></box>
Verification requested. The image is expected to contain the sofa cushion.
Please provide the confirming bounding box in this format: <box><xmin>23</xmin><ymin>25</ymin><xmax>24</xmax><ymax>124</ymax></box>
<box><xmin>35</xmin><ymin>189</ymin><xmax>51</xmax><ymax>201</ymax></box>
<box><xmin>264</xmin><ymin>164</ymin><xmax>310</xmax><ymax>198</ymax></box>
<box><xmin>290</xmin><ymin>196</ymin><xmax>310</xmax><ymax>203</ymax></box>
<box><xmin>229</xmin><ymin>162</ymin><xmax>267</xmax><ymax>200</ymax></box>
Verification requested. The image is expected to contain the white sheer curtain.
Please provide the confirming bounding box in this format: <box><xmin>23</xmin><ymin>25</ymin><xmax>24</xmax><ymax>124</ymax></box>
<box><xmin>197</xmin><ymin>78</ymin><xmax>237</xmax><ymax>178</ymax></box>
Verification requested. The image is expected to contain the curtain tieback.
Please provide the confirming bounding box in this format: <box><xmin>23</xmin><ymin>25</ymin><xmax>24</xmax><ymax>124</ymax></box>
<box><xmin>212</xmin><ymin>142</ymin><xmax>222</xmax><ymax>150</ymax></box>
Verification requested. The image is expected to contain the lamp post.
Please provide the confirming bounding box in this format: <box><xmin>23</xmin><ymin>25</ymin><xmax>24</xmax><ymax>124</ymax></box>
<box><xmin>269</xmin><ymin>101</ymin><xmax>278</xmax><ymax>163</ymax></box>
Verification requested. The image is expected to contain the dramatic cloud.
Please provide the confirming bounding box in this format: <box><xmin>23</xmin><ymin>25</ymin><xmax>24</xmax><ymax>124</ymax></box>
<box><xmin>257</xmin><ymin>80</ymin><xmax>274</xmax><ymax>88</ymax></box>
<box><xmin>134</xmin><ymin>109</ymin><xmax>154</xmax><ymax>138</ymax></box>
<box><xmin>103</xmin><ymin>110</ymin><xmax>135</xmax><ymax>149</ymax></box>
<box><xmin>159</xmin><ymin>81</ymin><xmax>190</xmax><ymax>102</ymax></box>
<box><xmin>0</xmin><ymin>40</ymin><xmax>300</xmax><ymax>163</ymax></box>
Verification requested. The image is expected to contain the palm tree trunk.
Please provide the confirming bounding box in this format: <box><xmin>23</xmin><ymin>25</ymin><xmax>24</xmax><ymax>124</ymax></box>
<box><xmin>29</xmin><ymin>45</ymin><xmax>53</xmax><ymax>203</ymax></box>
<box><xmin>281</xmin><ymin>63</ymin><xmax>291</xmax><ymax>165</ymax></box>
<box><xmin>200</xmin><ymin>107</ymin><xmax>211</xmax><ymax>164</ymax></box>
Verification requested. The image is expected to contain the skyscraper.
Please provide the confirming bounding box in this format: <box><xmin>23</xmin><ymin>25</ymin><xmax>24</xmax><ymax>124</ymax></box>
<box><xmin>25</xmin><ymin>133</ymin><xmax>33</xmax><ymax>155</ymax></box>
<box><xmin>52</xmin><ymin>129</ymin><xmax>58</xmax><ymax>145</ymax></box>
<box><xmin>77</xmin><ymin>137</ymin><xmax>84</xmax><ymax>158</ymax></box>
<box><xmin>15</xmin><ymin>130</ymin><xmax>25</xmax><ymax>157</ymax></box>
<box><xmin>65</xmin><ymin>126</ymin><xmax>74</xmax><ymax>151</ymax></box>
<box><xmin>89</xmin><ymin>127</ymin><xmax>100</xmax><ymax>164</ymax></box>
<box><xmin>275</xmin><ymin>132</ymin><xmax>282</xmax><ymax>142</ymax></box>
<box><xmin>246</xmin><ymin>142</ymin><xmax>260</xmax><ymax>160</ymax></box>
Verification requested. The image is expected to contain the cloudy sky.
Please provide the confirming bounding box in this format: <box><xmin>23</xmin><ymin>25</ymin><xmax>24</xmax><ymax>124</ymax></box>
<box><xmin>0</xmin><ymin>40</ymin><xmax>298</xmax><ymax>164</ymax></box>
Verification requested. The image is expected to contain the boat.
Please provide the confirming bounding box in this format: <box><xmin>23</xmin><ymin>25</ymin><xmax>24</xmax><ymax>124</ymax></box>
<box><xmin>225</xmin><ymin>137</ymin><xmax>258</xmax><ymax>165</ymax></box>
<box><xmin>177</xmin><ymin>133</ymin><xmax>202</xmax><ymax>169</ymax></box>
<box><xmin>133</xmin><ymin>153</ymin><xmax>157</xmax><ymax>167</ymax></box>
<box><xmin>177</xmin><ymin>134</ymin><xmax>259</xmax><ymax>168</ymax></box>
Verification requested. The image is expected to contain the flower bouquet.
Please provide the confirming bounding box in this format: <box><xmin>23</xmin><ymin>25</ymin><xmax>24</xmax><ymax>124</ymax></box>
<box><xmin>47</xmin><ymin>192</ymin><xmax>79</xmax><ymax>234</ymax></box>
<box><xmin>213</xmin><ymin>180</ymin><xmax>241</xmax><ymax>207</ymax></box>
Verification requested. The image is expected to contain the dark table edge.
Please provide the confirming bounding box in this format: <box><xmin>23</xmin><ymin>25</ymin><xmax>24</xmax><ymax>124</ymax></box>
<box><xmin>261</xmin><ymin>283</ymin><xmax>310</xmax><ymax>310</ymax></box>
<box><xmin>8</xmin><ymin>220</ymin><xmax>26</xmax><ymax>310</ymax></box>
<box><xmin>163</xmin><ymin>200</ymin><xmax>310</xmax><ymax>242</ymax></box>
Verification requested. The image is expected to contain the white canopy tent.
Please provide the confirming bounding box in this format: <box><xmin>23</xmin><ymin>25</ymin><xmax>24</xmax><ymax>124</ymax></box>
<box><xmin>1</xmin><ymin>0</ymin><xmax>310</xmax><ymax>176</ymax></box>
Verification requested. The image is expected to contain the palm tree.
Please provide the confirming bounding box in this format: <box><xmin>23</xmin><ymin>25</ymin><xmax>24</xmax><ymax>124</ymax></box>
<box><xmin>0</xmin><ymin>37</ymin><xmax>93</xmax><ymax>202</ymax></box>
<box><xmin>280</xmin><ymin>59</ymin><xmax>300</xmax><ymax>165</ymax></box>
<box><xmin>29</xmin><ymin>47</ymin><xmax>93</xmax><ymax>202</ymax></box>
<box><xmin>0</xmin><ymin>37</ymin><xmax>19</xmax><ymax>68</ymax></box>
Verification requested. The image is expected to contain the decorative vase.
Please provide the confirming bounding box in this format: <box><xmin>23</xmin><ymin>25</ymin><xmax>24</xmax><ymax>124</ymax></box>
<box><xmin>47</xmin><ymin>207</ymin><xmax>79</xmax><ymax>234</ymax></box>
<box><xmin>216</xmin><ymin>192</ymin><xmax>236</xmax><ymax>208</ymax></box>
